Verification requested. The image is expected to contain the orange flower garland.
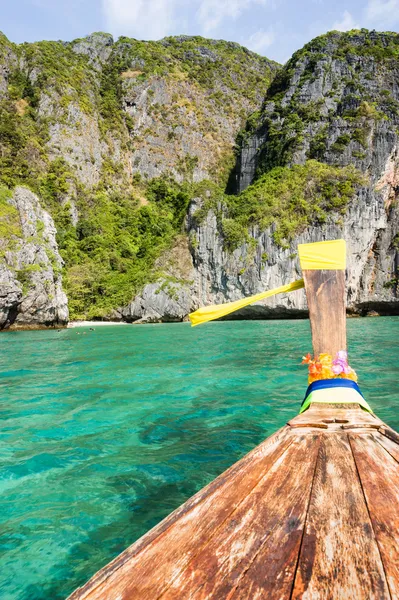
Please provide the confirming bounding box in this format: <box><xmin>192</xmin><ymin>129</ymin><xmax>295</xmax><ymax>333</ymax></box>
<box><xmin>302</xmin><ymin>350</ymin><xmax>358</xmax><ymax>384</ymax></box>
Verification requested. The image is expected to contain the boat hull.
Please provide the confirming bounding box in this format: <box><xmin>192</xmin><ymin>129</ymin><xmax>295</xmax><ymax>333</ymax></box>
<box><xmin>68</xmin><ymin>404</ymin><xmax>399</xmax><ymax>599</ymax></box>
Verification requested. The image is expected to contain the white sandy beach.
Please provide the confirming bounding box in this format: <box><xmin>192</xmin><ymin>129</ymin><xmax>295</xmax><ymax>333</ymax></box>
<box><xmin>67</xmin><ymin>321</ymin><xmax>130</xmax><ymax>328</ymax></box>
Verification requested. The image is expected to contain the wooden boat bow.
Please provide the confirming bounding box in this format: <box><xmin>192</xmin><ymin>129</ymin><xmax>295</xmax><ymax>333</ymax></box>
<box><xmin>68</xmin><ymin>240</ymin><xmax>399</xmax><ymax>599</ymax></box>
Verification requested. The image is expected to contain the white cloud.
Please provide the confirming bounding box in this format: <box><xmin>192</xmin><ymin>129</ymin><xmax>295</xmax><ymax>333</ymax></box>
<box><xmin>102</xmin><ymin>0</ymin><xmax>178</xmax><ymax>39</ymax></box>
<box><xmin>365</xmin><ymin>0</ymin><xmax>399</xmax><ymax>27</ymax></box>
<box><xmin>332</xmin><ymin>10</ymin><xmax>360</xmax><ymax>32</ymax></box>
<box><xmin>102</xmin><ymin>0</ymin><xmax>278</xmax><ymax>41</ymax></box>
<box><xmin>196</xmin><ymin>0</ymin><xmax>268</xmax><ymax>33</ymax></box>
<box><xmin>244</xmin><ymin>29</ymin><xmax>275</xmax><ymax>54</ymax></box>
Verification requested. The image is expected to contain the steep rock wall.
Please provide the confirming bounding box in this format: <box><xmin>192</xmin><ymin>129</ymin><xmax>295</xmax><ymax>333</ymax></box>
<box><xmin>0</xmin><ymin>187</ymin><xmax>68</xmax><ymax>329</ymax></box>
<box><xmin>0</xmin><ymin>30</ymin><xmax>277</xmax><ymax>323</ymax></box>
<box><xmin>123</xmin><ymin>169</ymin><xmax>398</xmax><ymax>324</ymax></box>
<box><xmin>126</xmin><ymin>31</ymin><xmax>399</xmax><ymax>322</ymax></box>
<box><xmin>187</xmin><ymin>179</ymin><xmax>398</xmax><ymax>318</ymax></box>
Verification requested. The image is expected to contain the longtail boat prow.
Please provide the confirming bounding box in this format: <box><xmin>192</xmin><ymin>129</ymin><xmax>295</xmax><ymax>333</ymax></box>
<box><xmin>68</xmin><ymin>239</ymin><xmax>399</xmax><ymax>600</ymax></box>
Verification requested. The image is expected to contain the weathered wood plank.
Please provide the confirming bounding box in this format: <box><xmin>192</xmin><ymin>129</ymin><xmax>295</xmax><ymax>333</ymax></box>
<box><xmin>68</xmin><ymin>427</ymin><xmax>293</xmax><ymax>600</ymax></box>
<box><xmin>69</xmin><ymin>415</ymin><xmax>399</xmax><ymax>600</ymax></box>
<box><xmin>302</xmin><ymin>269</ymin><xmax>346</xmax><ymax>357</ymax></box>
<box><xmin>378</xmin><ymin>426</ymin><xmax>399</xmax><ymax>447</ymax></box>
<box><xmin>289</xmin><ymin>405</ymin><xmax>381</xmax><ymax>429</ymax></box>
<box><xmin>157</xmin><ymin>435</ymin><xmax>320</xmax><ymax>600</ymax></box>
<box><xmin>350</xmin><ymin>433</ymin><xmax>399</xmax><ymax>599</ymax></box>
<box><xmin>228</xmin><ymin>435</ymin><xmax>320</xmax><ymax>600</ymax></box>
<box><xmin>375</xmin><ymin>431</ymin><xmax>399</xmax><ymax>463</ymax></box>
<box><xmin>291</xmin><ymin>434</ymin><xmax>390</xmax><ymax>600</ymax></box>
<box><xmin>341</xmin><ymin>423</ymin><xmax>381</xmax><ymax>430</ymax></box>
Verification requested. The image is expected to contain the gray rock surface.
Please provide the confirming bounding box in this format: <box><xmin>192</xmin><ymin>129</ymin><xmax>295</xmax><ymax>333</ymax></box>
<box><xmin>1</xmin><ymin>29</ymin><xmax>398</xmax><ymax>324</ymax></box>
<box><xmin>72</xmin><ymin>32</ymin><xmax>114</xmax><ymax>69</ymax></box>
<box><xmin>121</xmin><ymin>282</ymin><xmax>193</xmax><ymax>323</ymax></box>
<box><xmin>126</xmin><ymin>32</ymin><xmax>399</xmax><ymax>322</ymax></box>
<box><xmin>37</xmin><ymin>34</ymin><xmax>276</xmax><ymax>190</ymax></box>
<box><xmin>0</xmin><ymin>30</ymin><xmax>276</xmax><ymax>325</ymax></box>
<box><xmin>118</xmin><ymin>235</ymin><xmax>195</xmax><ymax>323</ymax></box>
<box><xmin>187</xmin><ymin>182</ymin><xmax>399</xmax><ymax>318</ymax></box>
<box><xmin>128</xmin><ymin>160</ymin><xmax>398</xmax><ymax>323</ymax></box>
<box><xmin>0</xmin><ymin>187</ymin><xmax>68</xmax><ymax>329</ymax></box>
<box><xmin>122</xmin><ymin>71</ymin><xmax>263</xmax><ymax>184</ymax></box>
<box><xmin>237</xmin><ymin>32</ymin><xmax>399</xmax><ymax>191</ymax></box>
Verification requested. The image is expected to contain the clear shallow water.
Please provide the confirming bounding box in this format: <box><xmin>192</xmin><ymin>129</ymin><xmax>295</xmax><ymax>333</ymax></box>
<box><xmin>0</xmin><ymin>318</ymin><xmax>398</xmax><ymax>600</ymax></box>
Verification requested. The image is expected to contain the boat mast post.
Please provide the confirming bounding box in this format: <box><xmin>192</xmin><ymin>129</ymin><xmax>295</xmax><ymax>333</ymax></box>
<box><xmin>303</xmin><ymin>269</ymin><xmax>346</xmax><ymax>357</ymax></box>
<box><xmin>299</xmin><ymin>240</ymin><xmax>347</xmax><ymax>358</ymax></box>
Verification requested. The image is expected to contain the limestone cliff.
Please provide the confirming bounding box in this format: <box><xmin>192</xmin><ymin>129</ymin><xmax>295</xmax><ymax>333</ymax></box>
<box><xmin>0</xmin><ymin>187</ymin><xmax>68</xmax><ymax>329</ymax></box>
<box><xmin>1</xmin><ymin>29</ymin><xmax>399</xmax><ymax>325</ymax></box>
<box><xmin>129</xmin><ymin>30</ymin><xmax>399</xmax><ymax>322</ymax></box>
<box><xmin>0</xmin><ymin>30</ymin><xmax>277</xmax><ymax>323</ymax></box>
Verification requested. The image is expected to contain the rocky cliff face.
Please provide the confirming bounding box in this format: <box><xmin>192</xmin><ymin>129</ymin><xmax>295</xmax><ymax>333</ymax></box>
<box><xmin>1</xmin><ymin>29</ymin><xmax>398</xmax><ymax>325</ymax></box>
<box><xmin>129</xmin><ymin>30</ymin><xmax>399</xmax><ymax>322</ymax></box>
<box><xmin>8</xmin><ymin>32</ymin><xmax>277</xmax><ymax>194</ymax></box>
<box><xmin>0</xmin><ymin>187</ymin><xmax>68</xmax><ymax>329</ymax></box>
<box><xmin>123</xmin><ymin>181</ymin><xmax>399</xmax><ymax>323</ymax></box>
<box><xmin>236</xmin><ymin>30</ymin><xmax>399</xmax><ymax>192</ymax></box>
<box><xmin>186</xmin><ymin>185</ymin><xmax>399</xmax><ymax>319</ymax></box>
<box><xmin>192</xmin><ymin>30</ymin><xmax>399</xmax><ymax>317</ymax></box>
<box><xmin>0</xmin><ymin>30</ymin><xmax>277</xmax><ymax>324</ymax></box>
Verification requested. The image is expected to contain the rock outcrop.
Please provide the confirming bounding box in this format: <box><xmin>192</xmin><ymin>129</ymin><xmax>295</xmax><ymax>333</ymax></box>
<box><xmin>124</xmin><ymin>177</ymin><xmax>399</xmax><ymax>323</ymax></box>
<box><xmin>118</xmin><ymin>235</ymin><xmax>195</xmax><ymax>323</ymax></box>
<box><xmin>0</xmin><ymin>30</ymin><xmax>277</xmax><ymax>324</ymax></box>
<box><xmin>236</xmin><ymin>31</ymin><xmax>399</xmax><ymax>193</ymax></box>
<box><xmin>14</xmin><ymin>32</ymin><xmax>278</xmax><ymax>190</ymax></box>
<box><xmin>0</xmin><ymin>187</ymin><xmax>68</xmax><ymax>329</ymax></box>
<box><xmin>185</xmin><ymin>31</ymin><xmax>399</xmax><ymax>318</ymax></box>
<box><xmin>128</xmin><ymin>31</ymin><xmax>399</xmax><ymax>322</ymax></box>
<box><xmin>187</xmin><ymin>186</ymin><xmax>399</xmax><ymax>319</ymax></box>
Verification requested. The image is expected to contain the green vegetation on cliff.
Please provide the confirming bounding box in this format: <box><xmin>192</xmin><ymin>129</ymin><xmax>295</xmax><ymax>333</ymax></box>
<box><xmin>1</xmin><ymin>27</ymin><xmax>395</xmax><ymax>321</ymax></box>
<box><xmin>0</xmin><ymin>185</ymin><xmax>21</xmax><ymax>257</ymax></box>
<box><xmin>20</xmin><ymin>40</ymin><xmax>96</xmax><ymax>113</ymax></box>
<box><xmin>118</xmin><ymin>35</ymin><xmax>278</xmax><ymax>101</ymax></box>
<box><xmin>59</xmin><ymin>178</ymin><xmax>190</xmax><ymax>319</ymax></box>
<box><xmin>238</xmin><ymin>29</ymin><xmax>399</xmax><ymax>177</ymax></box>
<box><xmin>0</xmin><ymin>29</ymin><xmax>279</xmax><ymax>319</ymax></box>
<box><xmin>199</xmin><ymin>161</ymin><xmax>365</xmax><ymax>250</ymax></box>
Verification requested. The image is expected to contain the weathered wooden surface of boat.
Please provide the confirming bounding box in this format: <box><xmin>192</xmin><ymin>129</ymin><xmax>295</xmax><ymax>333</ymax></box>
<box><xmin>68</xmin><ymin>403</ymin><xmax>399</xmax><ymax>600</ymax></box>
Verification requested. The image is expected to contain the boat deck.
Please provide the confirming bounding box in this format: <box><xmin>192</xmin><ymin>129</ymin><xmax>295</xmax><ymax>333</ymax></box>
<box><xmin>68</xmin><ymin>404</ymin><xmax>399</xmax><ymax>599</ymax></box>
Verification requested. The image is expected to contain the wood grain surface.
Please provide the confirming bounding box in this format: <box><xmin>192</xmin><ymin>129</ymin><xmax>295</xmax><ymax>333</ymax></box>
<box><xmin>376</xmin><ymin>430</ymin><xmax>399</xmax><ymax>463</ymax></box>
<box><xmin>292</xmin><ymin>434</ymin><xmax>390</xmax><ymax>600</ymax></box>
<box><xmin>68</xmin><ymin>410</ymin><xmax>399</xmax><ymax>600</ymax></box>
<box><xmin>68</xmin><ymin>429</ymin><xmax>293</xmax><ymax>600</ymax></box>
<box><xmin>350</xmin><ymin>433</ymin><xmax>399</xmax><ymax>599</ymax></box>
<box><xmin>160</xmin><ymin>435</ymin><xmax>320</xmax><ymax>600</ymax></box>
<box><xmin>289</xmin><ymin>405</ymin><xmax>382</xmax><ymax>429</ymax></box>
<box><xmin>302</xmin><ymin>269</ymin><xmax>346</xmax><ymax>357</ymax></box>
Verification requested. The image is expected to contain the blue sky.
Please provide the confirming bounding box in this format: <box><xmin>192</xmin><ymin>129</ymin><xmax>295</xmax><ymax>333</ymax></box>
<box><xmin>1</xmin><ymin>0</ymin><xmax>398</xmax><ymax>63</ymax></box>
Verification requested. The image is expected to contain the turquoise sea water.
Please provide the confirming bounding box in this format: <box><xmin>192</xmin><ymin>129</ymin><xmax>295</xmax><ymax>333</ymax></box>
<box><xmin>0</xmin><ymin>318</ymin><xmax>398</xmax><ymax>599</ymax></box>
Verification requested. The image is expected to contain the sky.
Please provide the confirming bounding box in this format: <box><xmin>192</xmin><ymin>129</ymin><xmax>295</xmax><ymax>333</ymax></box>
<box><xmin>0</xmin><ymin>0</ymin><xmax>398</xmax><ymax>63</ymax></box>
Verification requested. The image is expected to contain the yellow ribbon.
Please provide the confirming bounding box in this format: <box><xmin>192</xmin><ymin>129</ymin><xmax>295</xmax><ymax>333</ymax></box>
<box><xmin>298</xmin><ymin>239</ymin><xmax>346</xmax><ymax>270</ymax></box>
<box><xmin>189</xmin><ymin>279</ymin><xmax>304</xmax><ymax>327</ymax></box>
<box><xmin>189</xmin><ymin>239</ymin><xmax>346</xmax><ymax>327</ymax></box>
